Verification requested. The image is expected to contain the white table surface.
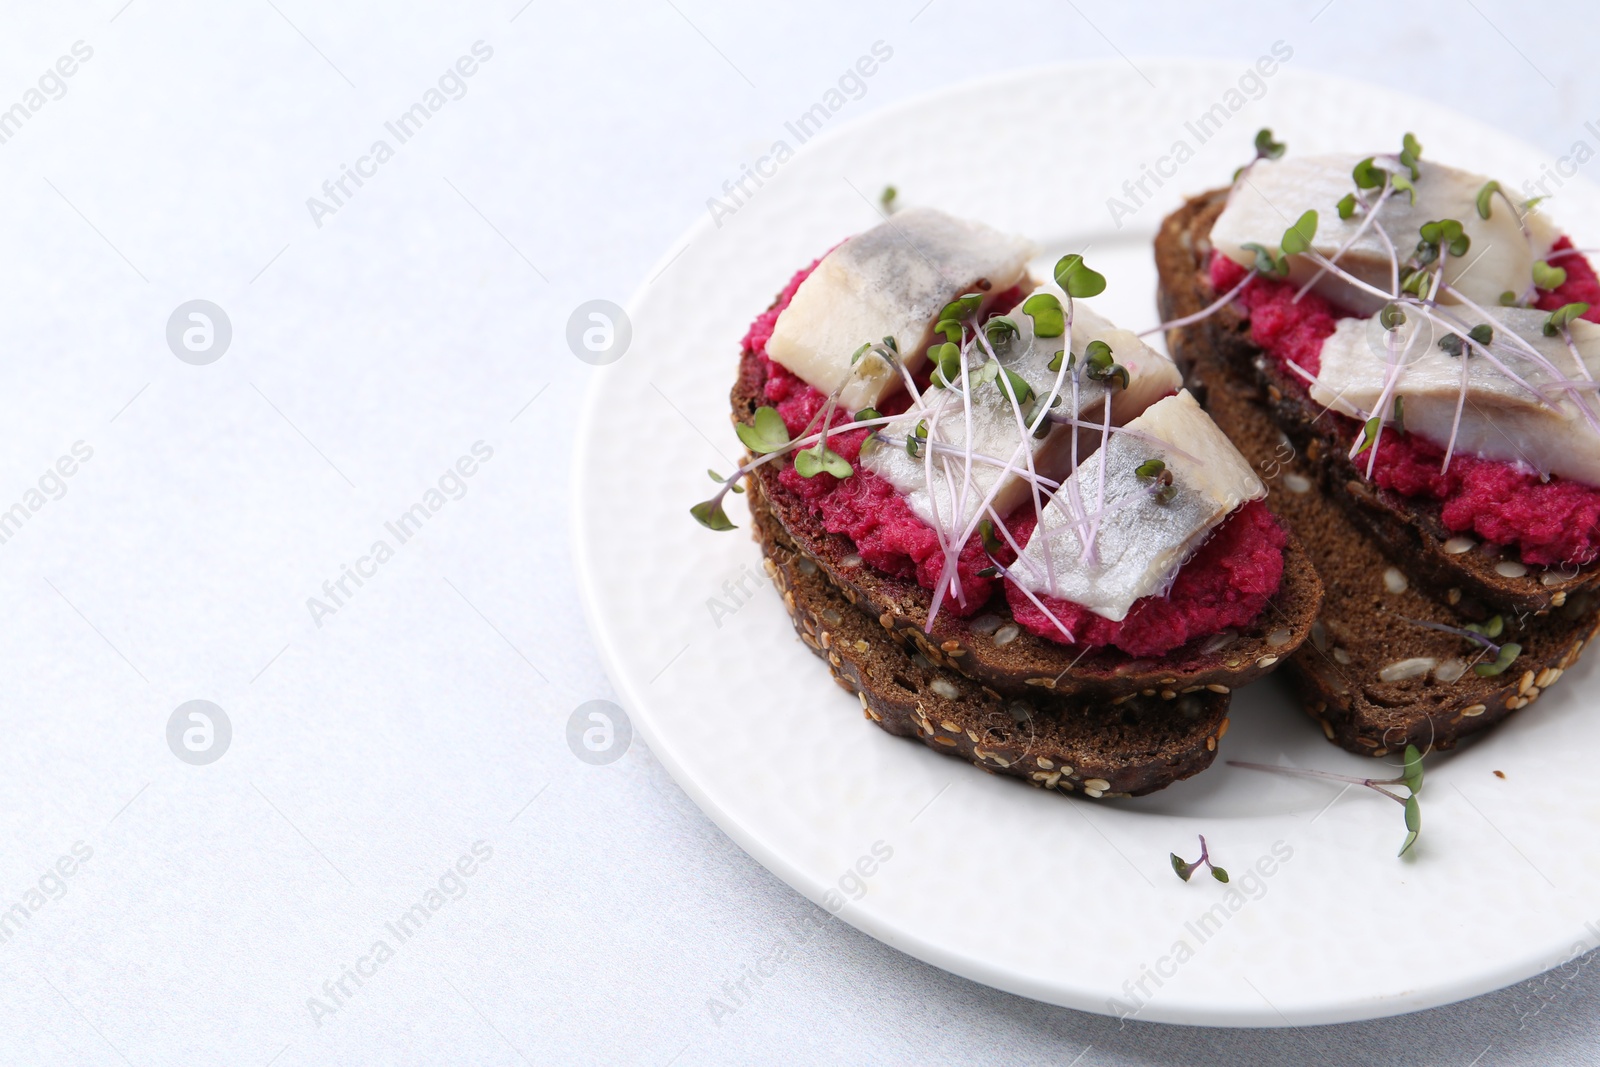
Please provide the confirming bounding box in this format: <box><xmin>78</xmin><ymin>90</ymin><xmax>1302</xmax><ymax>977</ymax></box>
<box><xmin>3</xmin><ymin>1</ymin><xmax>1597</xmax><ymax>1063</ymax></box>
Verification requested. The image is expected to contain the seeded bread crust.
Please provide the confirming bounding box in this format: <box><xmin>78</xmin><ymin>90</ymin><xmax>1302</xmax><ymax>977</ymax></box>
<box><xmin>732</xmin><ymin>334</ymin><xmax>1323</xmax><ymax>701</ymax></box>
<box><xmin>1156</xmin><ymin>187</ymin><xmax>1600</xmax><ymax>618</ymax></box>
<box><xmin>1157</xmin><ymin>193</ymin><xmax>1600</xmax><ymax>755</ymax></box>
<box><xmin>750</xmin><ymin>480</ymin><xmax>1232</xmax><ymax>797</ymax></box>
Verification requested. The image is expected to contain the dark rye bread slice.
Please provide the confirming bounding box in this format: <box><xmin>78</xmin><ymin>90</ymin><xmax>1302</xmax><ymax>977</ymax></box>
<box><xmin>1156</xmin><ymin>187</ymin><xmax>1600</xmax><ymax>618</ymax></box>
<box><xmin>732</xmin><ymin>338</ymin><xmax>1323</xmax><ymax>701</ymax></box>
<box><xmin>1157</xmin><ymin>214</ymin><xmax>1600</xmax><ymax>756</ymax></box>
<box><xmin>749</xmin><ymin>480</ymin><xmax>1232</xmax><ymax>797</ymax></box>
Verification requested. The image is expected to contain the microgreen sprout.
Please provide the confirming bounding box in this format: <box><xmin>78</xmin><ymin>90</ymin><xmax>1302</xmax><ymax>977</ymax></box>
<box><xmin>735</xmin><ymin>406</ymin><xmax>792</xmax><ymax>454</ymax></box>
<box><xmin>1352</xmin><ymin>156</ymin><xmax>1385</xmax><ymax>190</ymax></box>
<box><xmin>979</xmin><ymin>518</ymin><xmax>1003</xmax><ymax>554</ymax></box>
<box><xmin>1336</xmin><ymin>192</ymin><xmax>1358</xmax><ymax>220</ymax></box>
<box><xmin>707</xmin><ymin>468</ymin><xmax>744</xmax><ymax>493</ymax></box>
<box><xmin>1280</xmin><ymin>209</ymin><xmax>1318</xmax><ymax>257</ymax></box>
<box><xmin>928</xmin><ymin>342</ymin><xmax>963</xmax><ymax>388</ymax></box>
<box><xmin>880</xmin><ymin>185</ymin><xmax>898</xmax><ymax>213</ymax></box>
<box><xmin>1398</xmin><ymin>132</ymin><xmax>1423</xmax><ymax>180</ymax></box>
<box><xmin>983</xmin><ymin>315</ymin><xmax>1020</xmax><ymax>347</ymax></box>
<box><xmin>1240</xmin><ymin>241</ymin><xmax>1290</xmax><ymax>278</ymax></box>
<box><xmin>1170</xmin><ymin>835</ymin><xmax>1229</xmax><ymax>883</ymax></box>
<box><xmin>1054</xmin><ymin>253</ymin><xmax>1107</xmax><ymax>298</ymax></box>
<box><xmin>1021</xmin><ymin>291</ymin><xmax>1064</xmax><ymax>338</ymax></box>
<box><xmin>1230</xmin><ymin>744</ymin><xmax>1426</xmax><ymax>857</ymax></box>
<box><xmin>1417</xmin><ymin>218</ymin><xmax>1470</xmax><ymax>263</ymax></box>
<box><xmin>1353</xmin><ymin>416</ymin><xmax>1382</xmax><ymax>457</ymax></box>
<box><xmin>1397</xmin><ymin>613</ymin><xmax>1522</xmax><ymax>676</ymax></box>
<box><xmin>1135</xmin><ymin>457</ymin><xmax>1177</xmax><ymax>503</ymax></box>
<box><xmin>1475</xmin><ymin>180</ymin><xmax>1500</xmax><ymax>220</ymax></box>
<box><xmin>1532</xmin><ymin>260</ymin><xmax>1568</xmax><ymax>291</ymax></box>
<box><xmin>906</xmin><ymin>418</ymin><xmax>928</xmax><ymax>457</ymax></box>
<box><xmin>793</xmin><ymin>443</ymin><xmax>851</xmax><ymax>479</ymax></box>
<box><xmin>1544</xmin><ymin>302</ymin><xmax>1592</xmax><ymax>337</ymax></box>
<box><xmin>1254</xmin><ymin>127</ymin><xmax>1286</xmax><ymax>161</ymax></box>
<box><xmin>997</xmin><ymin>366</ymin><xmax>1034</xmax><ymax>405</ymax></box>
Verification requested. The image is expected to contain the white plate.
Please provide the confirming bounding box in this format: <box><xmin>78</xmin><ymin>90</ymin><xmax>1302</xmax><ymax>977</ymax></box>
<box><xmin>572</xmin><ymin>60</ymin><xmax>1600</xmax><ymax>1026</ymax></box>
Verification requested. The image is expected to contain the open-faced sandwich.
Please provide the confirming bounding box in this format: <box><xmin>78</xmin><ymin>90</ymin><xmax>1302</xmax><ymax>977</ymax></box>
<box><xmin>1156</xmin><ymin>130</ymin><xmax>1600</xmax><ymax>757</ymax></box>
<box><xmin>695</xmin><ymin>206</ymin><xmax>1323</xmax><ymax>797</ymax></box>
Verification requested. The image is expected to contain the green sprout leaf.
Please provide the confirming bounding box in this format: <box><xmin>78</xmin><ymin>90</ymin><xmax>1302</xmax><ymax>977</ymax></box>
<box><xmin>1391</xmin><ymin>173</ymin><xmax>1417</xmax><ymax>206</ymax></box>
<box><xmin>983</xmin><ymin>315</ymin><xmax>1020</xmax><ymax>347</ymax></box>
<box><xmin>971</xmin><ymin>359</ymin><xmax>1000</xmax><ymax>388</ymax></box>
<box><xmin>854</xmin><ymin>407</ymin><xmax>881</xmax><ymax>423</ymax></box>
<box><xmin>1136</xmin><ymin>456</ymin><xmax>1177</xmax><ymax>502</ymax></box>
<box><xmin>1402</xmin><ymin>744</ymin><xmax>1425</xmax><ymax>795</ymax></box>
<box><xmin>1439</xmin><ymin>333</ymin><xmax>1465</xmax><ymax>357</ymax></box>
<box><xmin>1476</xmin><ymin>180</ymin><xmax>1500</xmax><ymax>220</ymax></box>
<box><xmin>1240</xmin><ymin>242</ymin><xmax>1289</xmax><ymax>278</ymax></box>
<box><xmin>1352</xmin><ymin>156</ymin><xmax>1384</xmax><ymax>190</ymax></box>
<box><xmin>979</xmin><ymin>518</ymin><xmax>1003</xmax><ymax>554</ymax></box>
<box><xmin>1468</xmin><ymin>324</ymin><xmax>1495</xmax><ymax>347</ymax></box>
<box><xmin>1499</xmin><ymin>290</ymin><xmax>1520</xmax><ymax>307</ymax></box>
<box><xmin>1393</xmin><ymin>395</ymin><xmax>1406</xmax><ymax>436</ymax></box>
<box><xmin>1380</xmin><ymin>303</ymin><xmax>1407</xmax><ymax>331</ymax></box>
<box><xmin>1280</xmin><ymin>210</ymin><xmax>1318</xmax><ymax>257</ymax></box>
<box><xmin>793</xmin><ymin>444</ymin><xmax>852</xmax><ymax>480</ymax></box>
<box><xmin>1211</xmin><ymin>866</ymin><xmax>1230</xmax><ymax>884</ymax></box>
<box><xmin>1170</xmin><ymin>854</ymin><xmax>1193</xmax><ymax>882</ymax></box>
<box><xmin>1544</xmin><ymin>302</ymin><xmax>1592</xmax><ymax>336</ymax></box>
<box><xmin>996</xmin><ymin>367</ymin><xmax>1034</xmax><ymax>405</ymax></box>
<box><xmin>736</xmin><ymin>406</ymin><xmax>792</xmax><ymax>454</ymax></box>
<box><xmin>1254</xmin><ymin>127</ymin><xmax>1286</xmax><ymax>160</ymax></box>
<box><xmin>1337</xmin><ymin>192</ymin><xmax>1358</xmax><ymax>220</ymax></box>
<box><xmin>934</xmin><ymin>318</ymin><xmax>963</xmax><ymax>344</ymax></box>
<box><xmin>880</xmin><ymin>184</ymin><xmax>897</xmax><ymax>213</ymax></box>
<box><xmin>707</xmin><ymin>468</ymin><xmax>744</xmax><ymax>494</ymax></box>
<box><xmin>1532</xmin><ymin>260</ymin><xmax>1569</xmax><ymax>291</ymax></box>
<box><xmin>690</xmin><ymin>499</ymin><xmax>735</xmax><ymax>531</ymax></box>
<box><xmin>977</xmin><ymin>565</ymin><xmax>999</xmax><ymax>578</ymax></box>
<box><xmin>1404</xmin><ymin>793</ymin><xmax>1421</xmax><ymax>833</ymax></box>
<box><xmin>1054</xmin><ymin>254</ymin><xmax>1107</xmax><ymax>298</ymax></box>
<box><xmin>940</xmin><ymin>293</ymin><xmax>984</xmax><ymax>322</ymax></box>
<box><xmin>850</xmin><ymin>342</ymin><xmax>872</xmax><ymax>365</ymax></box>
<box><xmin>1466</xmin><ymin>615</ymin><xmax>1504</xmax><ymax>639</ymax></box>
<box><xmin>928</xmin><ymin>342</ymin><xmax>963</xmax><ymax>387</ymax></box>
<box><xmin>1399</xmin><ymin>829</ymin><xmax>1418</xmax><ymax>857</ymax></box>
<box><xmin>1399</xmin><ymin>132</ymin><xmax>1423</xmax><ymax>179</ymax></box>
<box><xmin>906</xmin><ymin>418</ymin><xmax>929</xmax><ymax>458</ymax></box>
<box><xmin>1474</xmin><ymin>641</ymin><xmax>1523</xmax><ymax>677</ymax></box>
<box><xmin>1021</xmin><ymin>291</ymin><xmax>1065</xmax><ymax>338</ymax></box>
<box><xmin>1353</xmin><ymin>416</ymin><xmax>1382</xmax><ymax>457</ymax></box>
<box><xmin>1523</xmin><ymin>195</ymin><xmax>1549</xmax><ymax>212</ymax></box>
<box><xmin>1401</xmin><ymin>268</ymin><xmax>1432</xmax><ymax>297</ymax></box>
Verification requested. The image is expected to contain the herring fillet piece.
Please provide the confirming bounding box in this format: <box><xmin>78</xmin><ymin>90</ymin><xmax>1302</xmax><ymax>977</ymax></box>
<box><xmin>765</xmin><ymin>207</ymin><xmax>1036</xmax><ymax>411</ymax></box>
<box><xmin>1311</xmin><ymin>307</ymin><xmax>1600</xmax><ymax>484</ymax></box>
<box><xmin>1212</xmin><ymin>154</ymin><xmax>1558</xmax><ymax>316</ymax></box>
<box><xmin>863</xmin><ymin>290</ymin><xmax>1181</xmax><ymax>534</ymax></box>
<box><xmin>1011</xmin><ymin>391</ymin><xmax>1265</xmax><ymax>622</ymax></box>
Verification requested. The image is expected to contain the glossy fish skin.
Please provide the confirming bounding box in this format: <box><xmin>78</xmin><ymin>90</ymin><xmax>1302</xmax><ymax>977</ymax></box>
<box><xmin>1011</xmin><ymin>391</ymin><xmax>1264</xmax><ymax>622</ymax></box>
<box><xmin>1211</xmin><ymin>154</ymin><xmax>1557</xmax><ymax>316</ymax></box>
<box><xmin>766</xmin><ymin>207</ymin><xmax>1036</xmax><ymax>411</ymax></box>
